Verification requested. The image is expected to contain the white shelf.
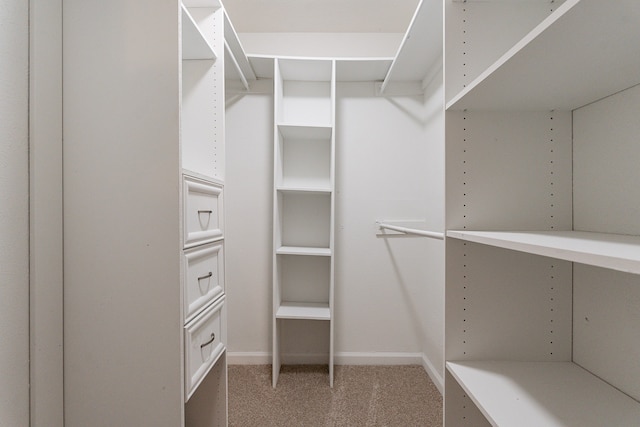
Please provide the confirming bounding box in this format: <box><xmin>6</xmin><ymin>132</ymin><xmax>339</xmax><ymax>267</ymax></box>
<box><xmin>447</xmin><ymin>361</ymin><xmax>640</xmax><ymax>427</ymax></box>
<box><xmin>277</xmin><ymin>122</ymin><xmax>333</xmax><ymax>131</ymax></box>
<box><xmin>382</xmin><ymin>0</ymin><xmax>442</xmax><ymax>87</ymax></box>
<box><xmin>446</xmin><ymin>0</ymin><xmax>640</xmax><ymax>111</ymax></box>
<box><xmin>276</xmin><ymin>302</ymin><xmax>331</xmax><ymax>321</ymax></box>
<box><xmin>276</xmin><ymin>186</ymin><xmax>331</xmax><ymax>195</ymax></box>
<box><xmin>277</xmin><ymin>124</ymin><xmax>332</xmax><ymax>139</ymax></box>
<box><xmin>223</xmin><ymin>10</ymin><xmax>255</xmax><ymax>88</ymax></box>
<box><xmin>181</xmin><ymin>5</ymin><xmax>216</xmax><ymax>60</ymax></box>
<box><xmin>447</xmin><ymin>230</ymin><xmax>640</xmax><ymax>275</ymax></box>
<box><xmin>276</xmin><ymin>246</ymin><xmax>331</xmax><ymax>257</ymax></box>
<box><xmin>250</xmin><ymin>55</ymin><xmax>395</xmax><ymax>82</ymax></box>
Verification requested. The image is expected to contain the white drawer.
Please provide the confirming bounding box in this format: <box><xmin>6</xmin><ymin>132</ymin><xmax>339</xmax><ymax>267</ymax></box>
<box><xmin>184</xmin><ymin>296</ymin><xmax>225</xmax><ymax>401</ymax></box>
<box><xmin>183</xmin><ymin>175</ymin><xmax>223</xmax><ymax>249</ymax></box>
<box><xmin>183</xmin><ymin>242</ymin><xmax>224</xmax><ymax>323</ymax></box>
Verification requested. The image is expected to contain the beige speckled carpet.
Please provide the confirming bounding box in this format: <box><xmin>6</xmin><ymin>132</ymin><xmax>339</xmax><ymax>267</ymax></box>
<box><xmin>228</xmin><ymin>365</ymin><xmax>442</xmax><ymax>426</ymax></box>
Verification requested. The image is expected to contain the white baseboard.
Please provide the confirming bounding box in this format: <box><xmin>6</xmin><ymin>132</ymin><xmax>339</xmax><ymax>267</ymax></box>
<box><xmin>334</xmin><ymin>351</ymin><xmax>423</xmax><ymax>365</ymax></box>
<box><xmin>227</xmin><ymin>351</ymin><xmax>271</xmax><ymax>365</ymax></box>
<box><xmin>228</xmin><ymin>350</ymin><xmax>444</xmax><ymax>394</ymax></box>
<box><xmin>421</xmin><ymin>353</ymin><xmax>444</xmax><ymax>395</ymax></box>
<box><xmin>228</xmin><ymin>351</ymin><xmax>424</xmax><ymax>366</ymax></box>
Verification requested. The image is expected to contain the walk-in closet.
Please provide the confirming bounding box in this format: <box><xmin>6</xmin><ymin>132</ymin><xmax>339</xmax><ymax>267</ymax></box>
<box><xmin>2</xmin><ymin>0</ymin><xmax>640</xmax><ymax>426</ymax></box>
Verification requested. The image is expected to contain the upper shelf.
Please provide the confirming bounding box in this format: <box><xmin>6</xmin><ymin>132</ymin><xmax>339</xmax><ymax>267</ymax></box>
<box><xmin>446</xmin><ymin>0</ymin><xmax>640</xmax><ymax>111</ymax></box>
<box><xmin>381</xmin><ymin>0</ymin><xmax>442</xmax><ymax>91</ymax></box>
<box><xmin>223</xmin><ymin>10</ymin><xmax>256</xmax><ymax>88</ymax></box>
<box><xmin>181</xmin><ymin>4</ymin><xmax>216</xmax><ymax>60</ymax></box>
<box><xmin>447</xmin><ymin>230</ymin><xmax>640</xmax><ymax>275</ymax></box>
<box><xmin>249</xmin><ymin>55</ymin><xmax>394</xmax><ymax>82</ymax></box>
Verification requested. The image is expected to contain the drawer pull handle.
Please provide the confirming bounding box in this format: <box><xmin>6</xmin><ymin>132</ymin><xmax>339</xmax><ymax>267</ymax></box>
<box><xmin>200</xmin><ymin>333</ymin><xmax>216</xmax><ymax>349</ymax></box>
<box><xmin>198</xmin><ymin>210</ymin><xmax>213</xmax><ymax>214</ymax></box>
<box><xmin>198</xmin><ymin>272</ymin><xmax>213</xmax><ymax>281</ymax></box>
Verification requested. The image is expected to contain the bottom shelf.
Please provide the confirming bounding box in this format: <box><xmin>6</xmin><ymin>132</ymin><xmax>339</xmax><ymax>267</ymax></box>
<box><xmin>276</xmin><ymin>302</ymin><xmax>331</xmax><ymax>321</ymax></box>
<box><xmin>446</xmin><ymin>361</ymin><xmax>640</xmax><ymax>427</ymax></box>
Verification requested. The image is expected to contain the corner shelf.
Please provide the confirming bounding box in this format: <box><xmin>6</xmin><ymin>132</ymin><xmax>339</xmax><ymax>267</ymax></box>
<box><xmin>381</xmin><ymin>0</ymin><xmax>443</xmax><ymax>91</ymax></box>
<box><xmin>447</xmin><ymin>230</ymin><xmax>640</xmax><ymax>275</ymax></box>
<box><xmin>446</xmin><ymin>0</ymin><xmax>640</xmax><ymax>111</ymax></box>
<box><xmin>447</xmin><ymin>361</ymin><xmax>640</xmax><ymax>427</ymax></box>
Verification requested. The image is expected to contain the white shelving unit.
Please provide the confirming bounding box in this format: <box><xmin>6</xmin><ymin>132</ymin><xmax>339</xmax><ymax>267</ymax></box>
<box><xmin>272</xmin><ymin>57</ymin><xmax>336</xmax><ymax>387</ymax></box>
<box><xmin>63</xmin><ymin>0</ymin><xmax>229</xmax><ymax>424</ymax></box>
<box><xmin>444</xmin><ymin>0</ymin><xmax>640</xmax><ymax>425</ymax></box>
<box><xmin>181</xmin><ymin>3</ymin><xmax>228</xmax><ymax>424</ymax></box>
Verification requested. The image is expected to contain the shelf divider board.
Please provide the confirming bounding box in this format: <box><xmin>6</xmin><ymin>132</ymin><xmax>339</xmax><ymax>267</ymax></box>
<box><xmin>446</xmin><ymin>361</ymin><xmax>640</xmax><ymax>427</ymax></box>
<box><xmin>181</xmin><ymin>5</ymin><xmax>216</xmax><ymax>60</ymax></box>
<box><xmin>447</xmin><ymin>230</ymin><xmax>640</xmax><ymax>275</ymax></box>
<box><xmin>272</xmin><ymin>57</ymin><xmax>336</xmax><ymax>388</ymax></box>
<box><xmin>276</xmin><ymin>302</ymin><xmax>331</xmax><ymax>321</ymax></box>
<box><xmin>446</xmin><ymin>0</ymin><xmax>640</xmax><ymax>111</ymax></box>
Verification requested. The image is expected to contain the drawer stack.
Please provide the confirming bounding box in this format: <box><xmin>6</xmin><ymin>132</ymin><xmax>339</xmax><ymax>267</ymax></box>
<box><xmin>182</xmin><ymin>173</ymin><xmax>226</xmax><ymax>401</ymax></box>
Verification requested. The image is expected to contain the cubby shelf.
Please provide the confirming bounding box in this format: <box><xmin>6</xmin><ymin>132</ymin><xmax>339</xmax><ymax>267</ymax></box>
<box><xmin>276</xmin><ymin>302</ymin><xmax>331</xmax><ymax>321</ymax></box>
<box><xmin>447</xmin><ymin>230</ymin><xmax>640</xmax><ymax>275</ymax></box>
<box><xmin>446</xmin><ymin>0</ymin><xmax>640</xmax><ymax>111</ymax></box>
<box><xmin>447</xmin><ymin>361</ymin><xmax>640</xmax><ymax>427</ymax></box>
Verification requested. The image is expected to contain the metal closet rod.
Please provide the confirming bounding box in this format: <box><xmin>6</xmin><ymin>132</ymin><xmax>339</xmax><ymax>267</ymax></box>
<box><xmin>376</xmin><ymin>222</ymin><xmax>444</xmax><ymax>240</ymax></box>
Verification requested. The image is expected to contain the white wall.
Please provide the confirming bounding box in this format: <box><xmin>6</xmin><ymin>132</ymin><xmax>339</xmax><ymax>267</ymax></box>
<box><xmin>225</xmin><ymin>77</ymin><xmax>445</xmax><ymax>386</ymax></box>
<box><xmin>29</xmin><ymin>0</ymin><xmax>64</xmax><ymax>424</ymax></box>
<box><xmin>0</xmin><ymin>0</ymin><xmax>30</xmax><ymax>424</ymax></box>
<box><xmin>225</xmin><ymin>81</ymin><xmax>274</xmax><ymax>359</ymax></box>
<box><xmin>334</xmin><ymin>80</ymin><xmax>444</xmax><ymax>381</ymax></box>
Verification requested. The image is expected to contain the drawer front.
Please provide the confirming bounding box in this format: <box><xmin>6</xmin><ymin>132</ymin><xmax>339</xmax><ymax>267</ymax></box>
<box><xmin>184</xmin><ymin>296</ymin><xmax>225</xmax><ymax>401</ymax></box>
<box><xmin>184</xmin><ymin>175</ymin><xmax>223</xmax><ymax>249</ymax></box>
<box><xmin>184</xmin><ymin>242</ymin><xmax>225</xmax><ymax>323</ymax></box>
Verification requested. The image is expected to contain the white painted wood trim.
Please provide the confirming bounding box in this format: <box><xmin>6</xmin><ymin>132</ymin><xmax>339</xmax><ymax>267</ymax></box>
<box><xmin>422</xmin><ymin>354</ymin><xmax>444</xmax><ymax>395</ymax></box>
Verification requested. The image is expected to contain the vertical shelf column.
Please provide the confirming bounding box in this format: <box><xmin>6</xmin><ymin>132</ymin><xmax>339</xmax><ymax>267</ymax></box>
<box><xmin>181</xmin><ymin>1</ymin><xmax>228</xmax><ymax>425</ymax></box>
<box><xmin>272</xmin><ymin>58</ymin><xmax>336</xmax><ymax>387</ymax></box>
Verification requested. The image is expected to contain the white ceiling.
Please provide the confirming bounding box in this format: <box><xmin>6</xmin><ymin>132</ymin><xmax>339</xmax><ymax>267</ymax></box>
<box><xmin>223</xmin><ymin>0</ymin><xmax>421</xmax><ymax>33</ymax></box>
